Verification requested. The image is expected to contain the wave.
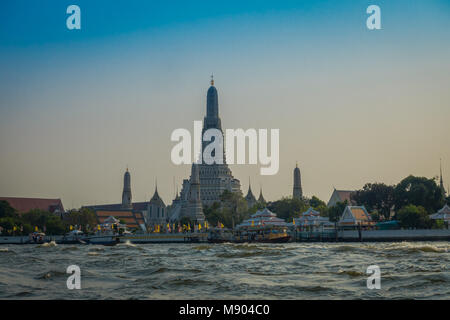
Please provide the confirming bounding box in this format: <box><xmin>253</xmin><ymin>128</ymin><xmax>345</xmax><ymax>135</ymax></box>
<box><xmin>337</xmin><ymin>269</ymin><xmax>365</xmax><ymax>277</ymax></box>
<box><xmin>150</xmin><ymin>267</ymin><xmax>168</xmax><ymax>274</ymax></box>
<box><xmin>37</xmin><ymin>241</ymin><xmax>57</xmax><ymax>248</ymax></box>
<box><xmin>121</xmin><ymin>240</ymin><xmax>137</xmax><ymax>247</ymax></box>
<box><xmin>61</xmin><ymin>246</ymin><xmax>78</xmax><ymax>251</ymax></box>
<box><xmin>166</xmin><ymin>277</ymin><xmax>210</xmax><ymax>287</ymax></box>
<box><xmin>194</xmin><ymin>245</ymin><xmax>213</xmax><ymax>250</ymax></box>
<box><xmin>331</xmin><ymin>245</ymin><xmax>359</xmax><ymax>253</ymax></box>
<box><xmin>384</xmin><ymin>243</ymin><xmax>448</xmax><ymax>254</ymax></box>
<box><xmin>36</xmin><ymin>270</ymin><xmax>67</xmax><ymax>280</ymax></box>
<box><xmin>216</xmin><ymin>250</ymin><xmax>281</xmax><ymax>258</ymax></box>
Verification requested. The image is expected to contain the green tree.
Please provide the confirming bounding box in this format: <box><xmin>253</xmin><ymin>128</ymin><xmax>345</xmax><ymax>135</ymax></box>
<box><xmin>309</xmin><ymin>196</ymin><xmax>329</xmax><ymax>217</ymax></box>
<box><xmin>45</xmin><ymin>216</ymin><xmax>65</xmax><ymax>235</ymax></box>
<box><xmin>220</xmin><ymin>190</ymin><xmax>248</xmax><ymax>228</ymax></box>
<box><xmin>394</xmin><ymin>175</ymin><xmax>444</xmax><ymax>213</ymax></box>
<box><xmin>0</xmin><ymin>201</ymin><xmax>18</xmax><ymax>219</ymax></box>
<box><xmin>327</xmin><ymin>201</ymin><xmax>348</xmax><ymax>223</ymax></box>
<box><xmin>21</xmin><ymin>209</ymin><xmax>66</xmax><ymax>235</ymax></box>
<box><xmin>351</xmin><ymin>183</ymin><xmax>394</xmax><ymax>219</ymax></box>
<box><xmin>267</xmin><ymin>197</ymin><xmax>309</xmax><ymax>221</ymax></box>
<box><xmin>397</xmin><ymin>204</ymin><xmax>432</xmax><ymax>229</ymax></box>
<box><xmin>63</xmin><ymin>208</ymin><xmax>97</xmax><ymax>232</ymax></box>
<box><xmin>0</xmin><ymin>217</ymin><xmax>16</xmax><ymax>235</ymax></box>
<box><xmin>203</xmin><ymin>202</ymin><xmax>224</xmax><ymax>227</ymax></box>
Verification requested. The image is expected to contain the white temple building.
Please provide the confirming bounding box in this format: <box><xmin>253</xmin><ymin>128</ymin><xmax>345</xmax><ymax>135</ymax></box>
<box><xmin>338</xmin><ymin>206</ymin><xmax>373</xmax><ymax>228</ymax></box>
<box><xmin>236</xmin><ymin>208</ymin><xmax>287</xmax><ymax>229</ymax></box>
<box><xmin>430</xmin><ymin>204</ymin><xmax>450</xmax><ymax>222</ymax></box>
<box><xmin>291</xmin><ymin>207</ymin><xmax>334</xmax><ymax>230</ymax></box>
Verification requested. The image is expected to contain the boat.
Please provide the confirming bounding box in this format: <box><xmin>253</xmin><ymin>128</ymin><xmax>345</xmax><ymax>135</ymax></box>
<box><xmin>29</xmin><ymin>232</ymin><xmax>48</xmax><ymax>244</ymax></box>
<box><xmin>58</xmin><ymin>230</ymin><xmax>87</xmax><ymax>244</ymax></box>
<box><xmin>233</xmin><ymin>225</ymin><xmax>291</xmax><ymax>243</ymax></box>
<box><xmin>86</xmin><ymin>233</ymin><xmax>121</xmax><ymax>246</ymax></box>
<box><xmin>122</xmin><ymin>231</ymin><xmax>208</xmax><ymax>244</ymax></box>
<box><xmin>231</xmin><ymin>208</ymin><xmax>291</xmax><ymax>243</ymax></box>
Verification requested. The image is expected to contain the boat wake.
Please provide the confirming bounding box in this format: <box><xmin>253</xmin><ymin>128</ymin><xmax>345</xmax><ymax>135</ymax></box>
<box><xmin>37</xmin><ymin>241</ymin><xmax>57</xmax><ymax>248</ymax></box>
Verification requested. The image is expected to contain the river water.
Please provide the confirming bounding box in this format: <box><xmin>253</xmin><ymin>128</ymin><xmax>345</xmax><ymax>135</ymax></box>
<box><xmin>0</xmin><ymin>241</ymin><xmax>448</xmax><ymax>299</ymax></box>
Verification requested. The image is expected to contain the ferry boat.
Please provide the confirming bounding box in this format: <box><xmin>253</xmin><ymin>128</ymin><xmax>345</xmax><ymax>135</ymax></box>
<box><xmin>121</xmin><ymin>232</ymin><xmax>208</xmax><ymax>244</ymax></box>
<box><xmin>58</xmin><ymin>230</ymin><xmax>87</xmax><ymax>245</ymax></box>
<box><xmin>206</xmin><ymin>209</ymin><xmax>291</xmax><ymax>243</ymax></box>
<box><xmin>233</xmin><ymin>225</ymin><xmax>291</xmax><ymax>243</ymax></box>
<box><xmin>86</xmin><ymin>234</ymin><xmax>121</xmax><ymax>246</ymax></box>
<box><xmin>232</xmin><ymin>208</ymin><xmax>291</xmax><ymax>243</ymax></box>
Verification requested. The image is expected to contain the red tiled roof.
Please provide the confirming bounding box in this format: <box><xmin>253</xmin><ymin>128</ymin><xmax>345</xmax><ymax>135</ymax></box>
<box><xmin>84</xmin><ymin>201</ymin><xmax>149</xmax><ymax>211</ymax></box>
<box><xmin>335</xmin><ymin>190</ymin><xmax>354</xmax><ymax>203</ymax></box>
<box><xmin>0</xmin><ymin>197</ymin><xmax>64</xmax><ymax>215</ymax></box>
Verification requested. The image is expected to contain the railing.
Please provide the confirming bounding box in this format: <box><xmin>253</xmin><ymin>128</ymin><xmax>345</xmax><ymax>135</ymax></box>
<box><xmin>291</xmin><ymin>230</ymin><xmax>337</xmax><ymax>242</ymax></box>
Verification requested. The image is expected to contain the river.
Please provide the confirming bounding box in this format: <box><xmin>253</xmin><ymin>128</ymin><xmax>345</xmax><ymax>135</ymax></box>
<box><xmin>0</xmin><ymin>241</ymin><xmax>448</xmax><ymax>299</ymax></box>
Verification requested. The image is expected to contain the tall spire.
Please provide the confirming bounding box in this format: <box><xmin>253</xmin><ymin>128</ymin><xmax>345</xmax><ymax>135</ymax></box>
<box><xmin>245</xmin><ymin>176</ymin><xmax>257</xmax><ymax>208</ymax></box>
<box><xmin>121</xmin><ymin>168</ymin><xmax>132</xmax><ymax>209</ymax></box>
<box><xmin>204</xmin><ymin>76</ymin><xmax>220</xmax><ymax>127</ymax></box>
<box><xmin>258</xmin><ymin>185</ymin><xmax>266</xmax><ymax>204</ymax></box>
<box><xmin>202</xmin><ymin>75</ymin><xmax>224</xmax><ymax>161</ymax></box>
<box><xmin>293</xmin><ymin>163</ymin><xmax>303</xmax><ymax>199</ymax></box>
<box><xmin>440</xmin><ymin>159</ymin><xmax>446</xmax><ymax>196</ymax></box>
<box><xmin>155</xmin><ymin>177</ymin><xmax>158</xmax><ymax>194</ymax></box>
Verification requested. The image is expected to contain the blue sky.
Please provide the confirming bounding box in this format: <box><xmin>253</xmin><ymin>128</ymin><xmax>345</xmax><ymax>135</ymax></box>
<box><xmin>0</xmin><ymin>0</ymin><xmax>449</xmax><ymax>208</ymax></box>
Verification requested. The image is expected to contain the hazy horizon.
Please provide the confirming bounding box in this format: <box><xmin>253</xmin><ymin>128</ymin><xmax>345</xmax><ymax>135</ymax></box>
<box><xmin>1</xmin><ymin>0</ymin><xmax>449</xmax><ymax>209</ymax></box>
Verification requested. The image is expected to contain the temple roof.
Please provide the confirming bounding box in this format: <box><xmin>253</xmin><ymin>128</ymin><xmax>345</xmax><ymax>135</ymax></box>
<box><xmin>237</xmin><ymin>208</ymin><xmax>287</xmax><ymax>229</ymax></box>
<box><xmin>150</xmin><ymin>186</ymin><xmax>165</xmax><ymax>207</ymax></box>
<box><xmin>0</xmin><ymin>197</ymin><xmax>64</xmax><ymax>215</ymax></box>
<box><xmin>258</xmin><ymin>188</ymin><xmax>266</xmax><ymax>203</ymax></box>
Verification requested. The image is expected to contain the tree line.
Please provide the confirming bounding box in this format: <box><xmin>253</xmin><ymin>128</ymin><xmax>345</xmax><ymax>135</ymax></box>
<box><xmin>0</xmin><ymin>201</ymin><xmax>97</xmax><ymax>236</ymax></box>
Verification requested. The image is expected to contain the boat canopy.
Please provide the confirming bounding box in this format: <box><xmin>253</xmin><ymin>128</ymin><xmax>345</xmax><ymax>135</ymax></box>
<box><xmin>236</xmin><ymin>208</ymin><xmax>287</xmax><ymax>229</ymax></box>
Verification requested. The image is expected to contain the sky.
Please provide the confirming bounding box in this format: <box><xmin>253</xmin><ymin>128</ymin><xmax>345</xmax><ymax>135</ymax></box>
<box><xmin>0</xmin><ymin>0</ymin><xmax>449</xmax><ymax>209</ymax></box>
